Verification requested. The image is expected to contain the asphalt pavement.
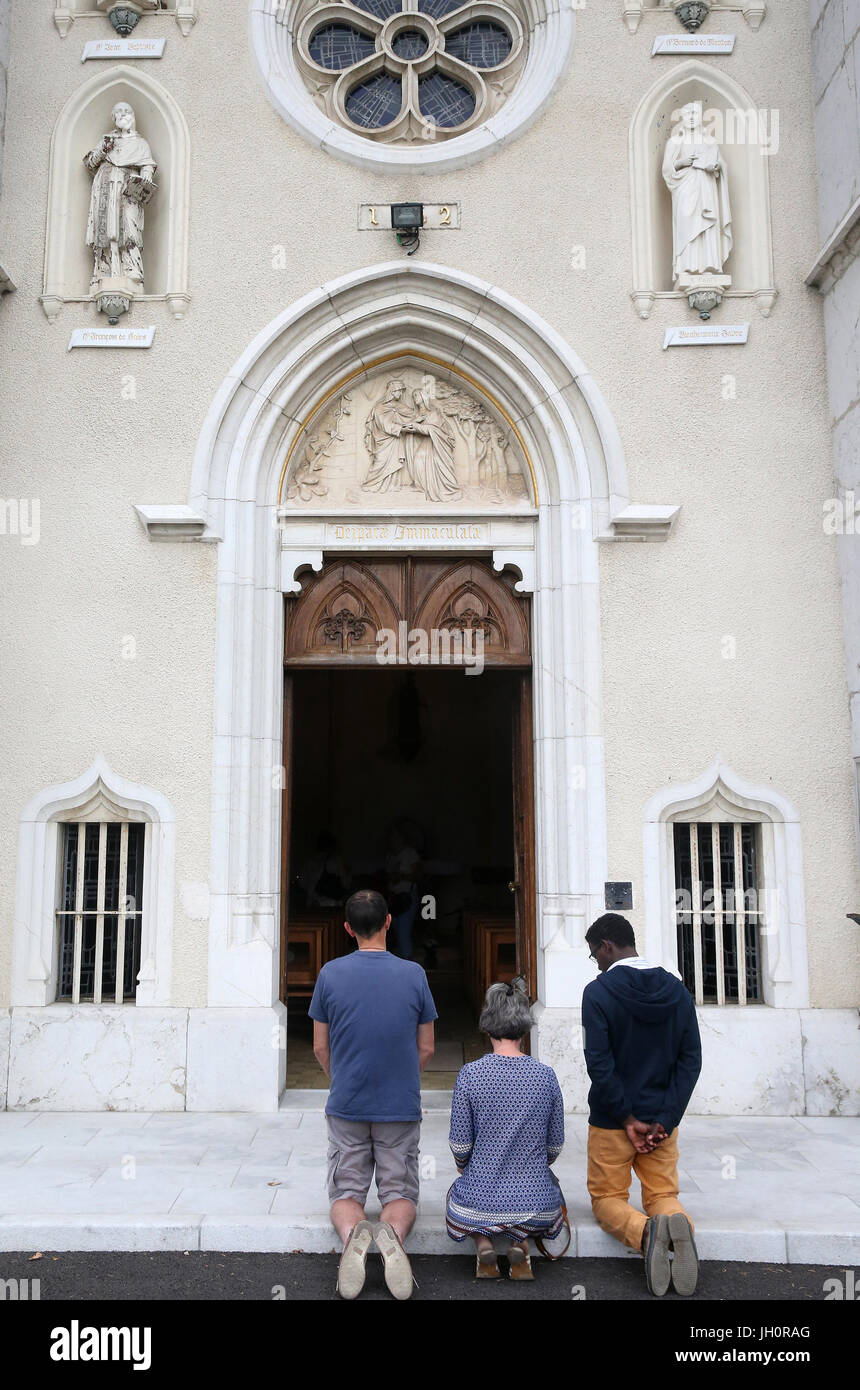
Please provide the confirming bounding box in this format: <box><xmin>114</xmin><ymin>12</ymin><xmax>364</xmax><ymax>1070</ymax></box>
<box><xmin>0</xmin><ymin>1251</ymin><xmax>848</xmax><ymax>1300</ymax></box>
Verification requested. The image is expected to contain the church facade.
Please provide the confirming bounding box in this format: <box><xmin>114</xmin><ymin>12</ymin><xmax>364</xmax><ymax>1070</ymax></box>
<box><xmin>0</xmin><ymin>0</ymin><xmax>858</xmax><ymax>1115</ymax></box>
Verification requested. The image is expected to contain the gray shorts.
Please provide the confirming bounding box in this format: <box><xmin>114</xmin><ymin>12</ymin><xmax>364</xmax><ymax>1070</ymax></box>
<box><xmin>326</xmin><ymin>1116</ymin><xmax>421</xmax><ymax>1207</ymax></box>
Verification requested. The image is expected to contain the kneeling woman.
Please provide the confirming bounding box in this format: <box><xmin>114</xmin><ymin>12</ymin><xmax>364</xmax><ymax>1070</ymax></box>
<box><xmin>446</xmin><ymin>978</ymin><xmax>566</xmax><ymax>1279</ymax></box>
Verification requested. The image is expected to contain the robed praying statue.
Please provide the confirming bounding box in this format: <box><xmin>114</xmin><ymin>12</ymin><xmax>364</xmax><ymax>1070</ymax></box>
<box><xmin>83</xmin><ymin>102</ymin><xmax>157</xmax><ymax>301</ymax></box>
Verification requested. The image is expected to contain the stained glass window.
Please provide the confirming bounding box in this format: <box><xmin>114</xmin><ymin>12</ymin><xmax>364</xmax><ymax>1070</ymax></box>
<box><xmin>418</xmin><ymin>72</ymin><xmax>476</xmax><ymax>127</ymax></box>
<box><xmin>418</xmin><ymin>0</ymin><xmax>468</xmax><ymax>16</ymax></box>
<box><xmin>309</xmin><ymin>24</ymin><xmax>376</xmax><ymax>70</ymax></box>
<box><xmin>345</xmin><ymin>73</ymin><xmax>403</xmax><ymax>128</ymax></box>
<box><xmin>445</xmin><ymin>21</ymin><xmax>512</xmax><ymax>68</ymax></box>
<box><xmin>391</xmin><ymin>29</ymin><xmax>429</xmax><ymax>59</ymax></box>
<box><xmin>351</xmin><ymin>0</ymin><xmax>401</xmax><ymax>17</ymax></box>
<box><xmin>298</xmin><ymin>0</ymin><xmax>523</xmax><ymax>142</ymax></box>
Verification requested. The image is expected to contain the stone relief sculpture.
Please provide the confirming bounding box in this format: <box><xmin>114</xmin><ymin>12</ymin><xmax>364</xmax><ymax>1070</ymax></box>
<box><xmin>400</xmin><ymin>384</ymin><xmax>461</xmax><ymax>504</ymax></box>
<box><xmin>284</xmin><ymin>368</ymin><xmax>530</xmax><ymax>509</ymax></box>
<box><xmin>287</xmin><ymin>395</ymin><xmax>352</xmax><ymax>502</ymax></box>
<box><xmin>662</xmin><ymin>100</ymin><xmax>733</xmax><ymax>318</ymax></box>
<box><xmin>83</xmin><ymin>101</ymin><xmax>156</xmax><ymax>321</ymax></box>
<box><xmin>363</xmin><ymin>380</ymin><xmax>413</xmax><ymax>494</ymax></box>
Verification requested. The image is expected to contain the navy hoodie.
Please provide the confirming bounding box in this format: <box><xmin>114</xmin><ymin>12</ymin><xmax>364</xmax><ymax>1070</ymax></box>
<box><xmin>582</xmin><ymin>964</ymin><xmax>702</xmax><ymax>1132</ymax></box>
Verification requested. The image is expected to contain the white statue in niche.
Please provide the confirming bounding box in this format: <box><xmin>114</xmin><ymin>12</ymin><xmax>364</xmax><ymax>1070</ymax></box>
<box><xmin>284</xmin><ymin>367</ymin><xmax>530</xmax><ymax>509</ymax></box>
<box><xmin>662</xmin><ymin>100</ymin><xmax>733</xmax><ymax>318</ymax></box>
<box><xmin>83</xmin><ymin>101</ymin><xmax>156</xmax><ymax>321</ymax></box>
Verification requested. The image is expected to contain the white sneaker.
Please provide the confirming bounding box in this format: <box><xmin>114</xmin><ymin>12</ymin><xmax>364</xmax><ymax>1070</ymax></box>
<box><xmin>337</xmin><ymin>1219</ymin><xmax>375</xmax><ymax>1300</ymax></box>
<box><xmin>373</xmin><ymin>1220</ymin><xmax>414</xmax><ymax>1301</ymax></box>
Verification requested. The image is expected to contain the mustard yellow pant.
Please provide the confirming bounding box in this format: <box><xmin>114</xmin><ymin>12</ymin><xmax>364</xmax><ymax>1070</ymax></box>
<box><xmin>587</xmin><ymin>1124</ymin><xmax>693</xmax><ymax>1252</ymax></box>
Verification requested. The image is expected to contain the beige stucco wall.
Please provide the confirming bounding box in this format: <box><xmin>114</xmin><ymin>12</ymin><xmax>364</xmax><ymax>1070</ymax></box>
<box><xmin>811</xmin><ymin>0</ymin><xmax>860</xmax><ymax>931</ymax></box>
<box><xmin>0</xmin><ymin>0</ymin><xmax>857</xmax><ymax>1011</ymax></box>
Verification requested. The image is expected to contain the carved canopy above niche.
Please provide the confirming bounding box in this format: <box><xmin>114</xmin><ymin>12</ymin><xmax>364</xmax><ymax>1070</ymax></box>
<box><xmin>54</xmin><ymin>2</ymin><xmax>198</xmax><ymax>37</ymax></box>
<box><xmin>281</xmin><ymin>363</ymin><xmax>533</xmax><ymax>511</ymax></box>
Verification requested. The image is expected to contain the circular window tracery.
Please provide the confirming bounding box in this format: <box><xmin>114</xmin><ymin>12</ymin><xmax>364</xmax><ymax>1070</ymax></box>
<box><xmin>295</xmin><ymin>0</ymin><xmax>526</xmax><ymax>143</ymax></box>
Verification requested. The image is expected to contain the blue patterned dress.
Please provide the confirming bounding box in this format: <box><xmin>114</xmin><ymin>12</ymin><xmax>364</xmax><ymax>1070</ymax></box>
<box><xmin>446</xmin><ymin>1054</ymin><xmax>566</xmax><ymax>1241</ymax></box>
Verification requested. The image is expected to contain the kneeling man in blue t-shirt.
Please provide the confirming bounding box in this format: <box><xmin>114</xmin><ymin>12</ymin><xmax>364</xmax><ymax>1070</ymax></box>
<box><xmin>309</xmin><ymin>889</ymin><xmax>438</xmax><ymax>1300</ymax></box>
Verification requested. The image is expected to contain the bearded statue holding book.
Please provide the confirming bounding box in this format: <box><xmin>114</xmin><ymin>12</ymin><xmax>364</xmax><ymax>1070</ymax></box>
<box><xmin>83</xmin><ymin>101</ymin><xmax>156</xmax><ymax>319</ymax></box>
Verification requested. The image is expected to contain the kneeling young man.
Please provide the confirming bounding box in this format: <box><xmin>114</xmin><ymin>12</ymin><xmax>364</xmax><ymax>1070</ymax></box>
<box><xmin>309</xmin><ymin>889</ymin><xmax>437</xmax><ymax>1300</ymax></box>
<box><xmin>582</xmin><ymin>914</ymin><xmax>702</xmax><ymax>1296</ymax></box>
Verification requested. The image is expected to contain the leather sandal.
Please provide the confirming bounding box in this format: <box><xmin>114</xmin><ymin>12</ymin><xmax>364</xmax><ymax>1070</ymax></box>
<box><xmin>507</xmin><ymin>1242</ymin><xmax>535</xmax><ymax>1280</ymax></box>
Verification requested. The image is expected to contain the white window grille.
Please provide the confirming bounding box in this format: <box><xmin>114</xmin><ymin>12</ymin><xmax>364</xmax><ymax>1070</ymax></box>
<box><xmin>673</xmin><ymin>822</ymin><xmax>763</xmax><ymax>1005</ymax></box>
<box><xmin>56</xmin><ymin>822</ymin><xmax>144</xmax><ymax>1002</ymax></box>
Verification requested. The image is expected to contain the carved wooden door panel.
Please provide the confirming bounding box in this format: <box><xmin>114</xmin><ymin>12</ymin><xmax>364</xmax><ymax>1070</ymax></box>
<box><xmin>279</xmin><ymin>673</ymin><xmax>294</xmax><ymax>1005</ymax></box>
<box><xmin>410</xmin><ymin>559</ymin><xmax>530</xmax><ymax>666</ymax></box>
<box><xmin>512</xmin><ymin>672</ymin><xmax>537</xmax><ymax>999</ymax></box>
<box><xmin>284</xmin><ymin>555</ymin><xmax>531</xmax><ymax>666</ymax></box>
<box><xmin>284</xmin><ymin>559</ymin><xmax>404</xmax><ymax>666</ymax></box>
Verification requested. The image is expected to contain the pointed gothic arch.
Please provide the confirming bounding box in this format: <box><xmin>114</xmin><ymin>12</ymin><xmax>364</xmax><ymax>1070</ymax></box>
<box><xmin>643</xmin><ymin>757</ymin><xmax>809</xmax><ymax>1008</ymax></box>
<box><xmin>136</xmin><ymin>261</ymin><xmax>678</xmax><ymax>1105</ymax></box>
<box><xmin>11</xmin><ymin>756</ymin><xmax>175</xmax><ymax>1009</ymax></box>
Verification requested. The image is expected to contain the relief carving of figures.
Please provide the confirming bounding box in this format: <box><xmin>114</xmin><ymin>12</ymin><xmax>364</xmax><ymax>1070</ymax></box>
<box><xmin>286</xmin><ymin>394</ymin><xmax>352</xmax><ymax>502</ymax></box>
<box><xmin>662</xmin><ymin>100</ymin><xmax>732</xmax><ymax>280</ymax></box>
<box><xmin>284</xmin><ymin>365</ymin><xmax>530</xmax><ymax>510</ymax></box>
<box><xmin>475</xmin><ymin>409</ymin><xmax>510</xmax><ymax>499</ymax></box>
<box><xmin>401</xmin><ymin>384</ymin><xmax>461</xmax><ymax>503</ymax></box>
<box><xmin>363</xmin><ymin>380</ymin><xmax>413</xmax><ymax>493</ymax></box>
<box><xmin>83</xmin><ymin>102</ymin><xmax>157</xmax><ymax>293</ymax></box>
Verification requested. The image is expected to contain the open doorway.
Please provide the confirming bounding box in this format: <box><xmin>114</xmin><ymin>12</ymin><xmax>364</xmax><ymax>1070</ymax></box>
<box><xmin>282</xmin><ymin>665</ymin><xmax>534</xmax><ymax>1088</ymax></box>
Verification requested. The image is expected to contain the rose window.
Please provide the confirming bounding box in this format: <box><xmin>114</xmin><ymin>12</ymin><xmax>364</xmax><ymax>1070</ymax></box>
<box><xmin>295</xmin><ymin>0</ymin><xmax>526</xmax><ymax>143</ymax></box>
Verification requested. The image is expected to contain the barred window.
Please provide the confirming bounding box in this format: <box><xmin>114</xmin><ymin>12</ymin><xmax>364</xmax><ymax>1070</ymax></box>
<box><xmin>57</xmin><ymin>823</ymin><xmax>144</xmax><ymax>1003</ymax></box>
<box><xmin>673</xmin><ymin>822</ymin><xmax>763</xmax><ymax>1005</ymax></box>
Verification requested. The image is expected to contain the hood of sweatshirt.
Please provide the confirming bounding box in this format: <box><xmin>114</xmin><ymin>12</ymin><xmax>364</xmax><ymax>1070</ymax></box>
<box><xmin>595</xmin><ymin>964</ymin><xmax>689</xmax><ymax>1024</ymax></box>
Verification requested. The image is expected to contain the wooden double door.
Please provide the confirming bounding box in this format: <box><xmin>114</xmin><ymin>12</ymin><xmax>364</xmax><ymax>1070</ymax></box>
<box><xmin>280</xmin><ymin>554</ymin><xmax>536</xmax><ymax>1003</ymax></box>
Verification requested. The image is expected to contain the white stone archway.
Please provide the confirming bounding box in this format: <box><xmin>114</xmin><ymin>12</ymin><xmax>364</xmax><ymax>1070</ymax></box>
<box><xmin>146</xmin><ymin>261</ymin><xmax>678</xmax><ymax>1109</ymax></box>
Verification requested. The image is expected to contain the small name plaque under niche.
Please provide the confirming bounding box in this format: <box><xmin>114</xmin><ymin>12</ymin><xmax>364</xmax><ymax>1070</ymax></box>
<box><xmin>82</xmin><ymin>37</ymin><xmax>166</xmax><ymax>60</ymax></box>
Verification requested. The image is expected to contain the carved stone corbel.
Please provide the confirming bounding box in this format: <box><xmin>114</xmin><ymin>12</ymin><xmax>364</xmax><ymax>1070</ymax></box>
<box><xmin>492</xmin><ymin>549</ymin><xmax>536</xmax><ymax>594</ymax></box>
<box><xmin>281</xmin><ymin>549</ymin><xmax>324</xmax><ymax>594</ymax></box>
<box><xmin>54</xmin><ymin>7</ymin><xmax>75</xmax><ymax>36</ymax></box>
<box><xmin>631</xmin><ymin>290</ymin><xmax>656</xmax><ymax>321</ymax></box>
<box><xmin>623</xmin><ymin>1</ymin><xmax>644</xmax><ymax>33</ymax></box>
<box><xmin>40</xmin><ymin>296</ymin><xmax>65</xmax><ymax>324</ymax></box>
<box><xmin>175</xmin><ymin>3</ymin><xmax>198</xmax><ymax>36</ymax></box>
<box><xmin>743</xmin><ymin>4</ymin><xmax>766</xmax><ymax>30</ymax></box>
<box><xmin>754</xmin><ymin>288</ymin><xmax>778</xmax><ymax>318</ymax></box>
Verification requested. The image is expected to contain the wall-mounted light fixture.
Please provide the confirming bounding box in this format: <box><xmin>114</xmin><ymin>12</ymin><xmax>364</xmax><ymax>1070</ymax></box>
<box><xmin>391</xmin><ymin>203</ymin><xmax>423</xmax><ymax>256</ymax></box>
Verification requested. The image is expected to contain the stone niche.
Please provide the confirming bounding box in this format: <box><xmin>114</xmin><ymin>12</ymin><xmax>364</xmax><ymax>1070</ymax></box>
<box><xmin>629</xmin><ymin>60</ymin><xmax>777</xmax><ymax>318</ymax></box>
<box><xmin>41</xmin><ymin>65</ymin><xmax>190</xmax><ymax>321</ymax></box>
<box><xmin>282</xmin><ymin>363</ymin><xmax>534</xmax><ymax>510</ymax></box>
